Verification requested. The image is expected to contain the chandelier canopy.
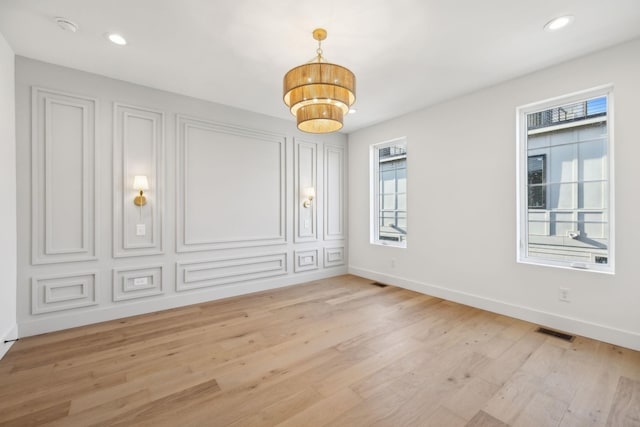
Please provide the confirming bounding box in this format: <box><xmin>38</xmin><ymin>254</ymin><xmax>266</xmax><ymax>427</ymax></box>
<box><xmin>283</xmin><ymin>29</ymin><xmax>356</xmax><ymax>133</ymax></box>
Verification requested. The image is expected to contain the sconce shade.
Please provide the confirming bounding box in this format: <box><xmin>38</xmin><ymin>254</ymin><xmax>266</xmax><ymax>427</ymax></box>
<box><xmin>302</xmin><ymin>186</ymin><xmax>315</xmax><ymax>208</ymax></box>
<box><xmin>283</xmin><ymin>29</ymin><xmax>356</xmax><ymax>133</ymax></box>
<box><xmin>133</xmin><ymin>175</ymin><xmax>149</xmax><ymax>206</ymax></box>
<box><xmin>133</xmin><ymin>175</ymin><xmax>149</xmax><ymax>191</ymax></box>
<box><xmin>303</xmin><ymin>187</ymin><xmax>316</xmax><ymax>199</ymax></box>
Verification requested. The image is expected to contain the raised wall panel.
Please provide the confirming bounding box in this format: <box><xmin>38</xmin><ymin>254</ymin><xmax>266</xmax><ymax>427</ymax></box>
<box><xmin>176</xmin><ymin>253</ymin><xmax>288</xmax><ymax>291</ymax></box>
<box><xmin>294</xmin><ymin>249</ymin><xmax>319</xmax><ymax>273</ymax></box>
<box><xmin>113</xmin><ymin>103</ymin><xmax>164</xmax><ymax>257</ymax></box>
<box><xmin>113</xmin><ymin>265</ymin><xmax>163</xmax><ymax>301</ymax></box>
<box><xmin>176</xmin><ymin>116</ymin><xmax>286</xmax><ymax>252</ymax></box>
<box><xmin>32</xmin><ymin>272</ymin><xmax>98</xmax><ymax>314</ymax></box>
<box><xmin>324</xmin><ymin>247</ymin><xmax>345</xmax><ymax>268</ymax></box>
<box><xmin>32</xmin><ymin>87</ymin><xmax>97</xmax><ymax>264</ymax></box>
<box><xmin>324</xmin><ymin>144</ymin><xmax>345</xmax><ymax>241</ymax></box>
<box><xmin>294</xmin><ymin>138</ymin><xmax>318</xmax><ymax>243</ymax></box>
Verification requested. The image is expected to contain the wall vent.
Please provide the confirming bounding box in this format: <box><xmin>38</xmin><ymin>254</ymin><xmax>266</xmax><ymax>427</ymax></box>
<box><xmin>536</xmin><ymin>327</ymin><xmax>575</xmax><ymax>342</ymax></box>
<box><xmin>371</xmin><ymin>282</ymin><xmax>388</xmax><ymax>288</ymax></box>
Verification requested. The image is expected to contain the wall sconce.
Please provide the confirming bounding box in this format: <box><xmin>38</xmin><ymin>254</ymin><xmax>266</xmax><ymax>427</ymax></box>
<box><xmin>133</xmin><ymin>175</ymin><xmax>149</xmax><ymax>206</ymax></box>
<box><xmin>302</xmin><ymin>187</ymin><xmax>315</xmax><ymax>208</ymax></box>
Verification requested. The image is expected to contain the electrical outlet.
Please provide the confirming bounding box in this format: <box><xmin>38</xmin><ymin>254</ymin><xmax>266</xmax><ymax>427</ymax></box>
<box><xmin>133</xmin><ymin>277</ymin><xmax>148</xmax><ymax>286</ymax></box>
<box><xmin>136</xmin><ymin>224</ymin><xmax>146</xmax><ymax>236</ymax></box>
<box><xmin>559</xmin><ymin>287</ymin><xmax>570</xmax><ymax>302</ymax></box>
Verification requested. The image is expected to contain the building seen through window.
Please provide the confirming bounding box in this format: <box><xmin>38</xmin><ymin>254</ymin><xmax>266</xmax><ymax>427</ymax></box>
<box><xmin>371</xmin><ymin>139</ymin><xmax>407</xmax><ymax>247</ymax></box>
<box><xmin>521</xmin><ymin>93</ymin><xmax>611</xmax><ymax>270</ymax></box>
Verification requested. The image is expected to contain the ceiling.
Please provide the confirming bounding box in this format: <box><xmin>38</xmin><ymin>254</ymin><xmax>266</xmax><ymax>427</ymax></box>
<box><xmin>1</xmin><ymin>0</ymin><xmax>640</xmax><ymax>133</ymax></box>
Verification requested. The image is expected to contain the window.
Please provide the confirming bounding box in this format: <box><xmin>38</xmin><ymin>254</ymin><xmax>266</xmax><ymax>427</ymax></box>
<box><xmin>517</xmin><ymin>86</ymin><xmax>613</xmax><ymax>273</ymax></box>
<box><xmin>371</xmin><ymin>138</ymin><xmax>407</xmax><ymax>247</ymax></box>
<box><xmin>528</xmin><ymin>154</ymin><xmax>546</xmax><ymax>209</ymax></box>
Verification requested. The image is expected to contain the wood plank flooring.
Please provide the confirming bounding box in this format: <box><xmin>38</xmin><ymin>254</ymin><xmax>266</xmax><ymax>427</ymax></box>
<box><xmin>1</xmin><ymin>274</ymin><xmax>639</xmax><ymax>426</ymax></box>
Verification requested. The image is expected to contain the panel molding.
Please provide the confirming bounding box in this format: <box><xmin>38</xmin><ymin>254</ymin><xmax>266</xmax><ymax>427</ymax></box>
<box><xmin>32</xmin><ymin>272</ymin><xmax>98</xmax><ymax>314</ymax></box>
<box><xmin>112</xmin><ymin>265</ymin><xmax>163</xmax><ymax>302</ymax></box>
<box><xmin>31</xmin><ymin>87</ymin><xmax>97</xmax><ymax>264</ymax></box>
<box><xmin>324</xmin><ymin>246</ymin><xmax>345</xmax><ymax>268</ymax></box>
<box><xmin>294</xmin><ymin>249</ymin><xmax>319</xmax><ymax>273</ymax></box>
<box><xmin>176</xmin><ymin>115</ymin><xmax>286</xmax><ymax>252</ymax></box>
<box><xmin>113</xmin><ymin>103</ymin><xmax>165</xmax><ymax>257</ymax></box>
<box><xmin>294</xmin><ymin>138</ymin><xmax>318</xmax><ymax>243</ymax></box>
<box><xmin>324</xmin><ymin>144</ymin><xmax>345</xmax><ymax>241</ymax></box>
<box><xmin>176</xmin><ymin>252</ymin><xmax>288</xmax><ymax>291</ymax></box>
<box><xmin>20</xmin><ymin>268</ymin><xmax>348</xmax><ymax>338</ymax></box>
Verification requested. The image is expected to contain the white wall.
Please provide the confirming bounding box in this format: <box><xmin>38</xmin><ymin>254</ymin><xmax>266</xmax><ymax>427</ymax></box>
<box><xmin>15</xmin><ymin>57</ymin><xmax>348</xmax><ymax>336</ymax></box>
<box><xmin>348</xmin><ymin>38</ymin><xmax>640</xmax><ymax>350</ymax></box>
<box><xmin>0</xmin><ymin>32</ymin><xmax>17</xmax><ymax>359</ymax></box>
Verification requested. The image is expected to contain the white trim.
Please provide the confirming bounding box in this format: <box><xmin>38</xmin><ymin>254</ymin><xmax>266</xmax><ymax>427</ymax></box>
<box><xmin>293</xmin><ymin>138</ymin><xmax>318</xmax><ymax>243</ymax></box>
<box><xmin>175</xmin><ymin>115</ymin><xmax>287</xmax><ymax>252</ymax></box>
<box><xmin>176</xmin><ymin>252</ymin><xmax>288</xmax><ymax>292</ymax></box>
<box><xmin>112</xmin><ymin>264</ymin><xmax>164</xmax><ymax>302</ymax></box>
<box><xmin>18</xmin><ymin>268</ymin><xmax>347</xmax><ymax>337</ymax></box>
<box><xmin>324</xmin><ymin>144</ymin><xmax>346</xmax><ymax>241</ymax></box>
<box><xmin>31</xmin><ymin>87</ymin><xmax>98</xmax><ymax>265</ymax></box>
<box><xmin>294</xmin><ymin>249</ymin><xmax>319</xmax><ymax>272</ymax></box>
<box><xmin>349</xmin><ymin>266</ymin><xmax>640</xmax><ymax>351</ymax></box>
<box><xmin>323</xmin><ymin>246</ymin><xmax>345</xmax><ymax>268</ymax></box>
<box><xmin>516</xmin><ymin>85</ymin><xmax>614</xmax><ymax>274</ymax></box>
<box><xmin>31</xmin><ymin>271</ymin><xmax>98</xmax><ymax>314</ymax></box>
<box><xmin>113</xmin><ymin>102</ymin><xmax>165</xmax><ymax>258</ymax></box>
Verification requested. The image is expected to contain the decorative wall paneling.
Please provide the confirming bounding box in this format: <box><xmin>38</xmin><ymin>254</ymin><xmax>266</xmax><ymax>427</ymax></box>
<box><xmin>293</xmin><ymin>138</ymin><xmax>318</xmax><ymax>243</ymax></box>
<box><xmin>324</xmin><ymin>144</ymin><xmax>346</xmax><ymax>241</ymax></box>
<box><xmin>294</xmin><ymin>249</ymin><xmax>319</xmax><ymax>273</ymax></box>
<box><xmin>176</xmin><ymin>116</ymin><xmax>287</xmax><ymax>252</ymax></box>
<box><xmin>17</xmin><ymin>59</ymin><xmax>348</xmax><ymax>337</ymax></box>
<box><xmin>113</xmin><ymin>103</ymin><xmax>164</xmax><ymax>257</ymax></box>
<box><xmin>31</xmin><ymin>272</ymin><xmax>98</xmax><ymax>314</ymax></box>
<box><xmin>176</xmin><ymin>253</ymin><xmax>288</xmax><ymax>292</ymax></box>
<box><xmin>31</xmin><ymin>87</ymin><xmax>97</xmax><ymax>264</ymax></box>
<box><xmin>324</xmin><ymin>247</ymin><xmax>345</xmax><ymax>268</ymax></box>
<box><xmin>112</xmin><ymin>265</ymin><xmax>163</xmax><ymax>302</ymax></box>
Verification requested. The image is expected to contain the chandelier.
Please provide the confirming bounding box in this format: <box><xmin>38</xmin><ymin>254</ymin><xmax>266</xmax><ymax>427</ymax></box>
<box><xmin>283</xmin><ymin>28</ymin><xmax>356</xmax><ymax>133</ymax></box>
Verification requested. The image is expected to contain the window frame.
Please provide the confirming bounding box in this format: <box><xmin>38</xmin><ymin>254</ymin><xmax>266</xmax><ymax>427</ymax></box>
<box><xmin>516</xmin><ymin>85</ymin><xmax>615</xmax><ymax>274</ymax></box>
<box><xmin>370</xmin><ymin>137</ymin><xmax>407</xmax><ymax>248</ymax></box>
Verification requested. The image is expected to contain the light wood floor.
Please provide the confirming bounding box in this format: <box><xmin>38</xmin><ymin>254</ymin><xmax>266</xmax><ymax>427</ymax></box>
<box><xmin>1</xmin><ymin>275</ymin><xmax>639</xmax><ymax>426</ymax></box>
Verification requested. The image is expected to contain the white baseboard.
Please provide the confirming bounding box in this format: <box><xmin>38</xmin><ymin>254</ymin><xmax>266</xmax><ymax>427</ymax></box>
<box><xmin>19</xmin><ymin>267</ymin><xmax>348</xmax><ymax>337</ymax></box>
<box><xmin>349</xmin><ymin>266</ymin><xmax>640</xmax><ymax>351</ymax></box>
<box><xmin>0</xmin><ymin>323</ymin><xmax>18</xmax><ymax>360</ymax></box>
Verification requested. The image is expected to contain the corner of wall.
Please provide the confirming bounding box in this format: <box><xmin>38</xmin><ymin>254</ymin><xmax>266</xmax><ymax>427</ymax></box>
<box><xmin>0</xmin><ymin>324</ymin><xmax>18</xmax><ymax>360</ymax></box>
<box><xmin>0</xmin><ymin>32</ymin><xmax>18</xmax><ymax>360</ymax></box>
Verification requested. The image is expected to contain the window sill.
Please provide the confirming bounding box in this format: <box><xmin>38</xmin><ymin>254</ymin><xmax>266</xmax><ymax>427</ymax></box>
<box><xmin>517</xmin><ymin>258</ymin><xmax>614</xmax><ymax>275</ymax></box>
<box><xmin>371</xmin><ymin>241</ymin><xmax>407</xmax><ymax>249</ymax></box>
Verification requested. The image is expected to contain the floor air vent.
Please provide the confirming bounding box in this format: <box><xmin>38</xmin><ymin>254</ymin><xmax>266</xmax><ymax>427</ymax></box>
<box><xmin>371</xmin><ymin>282</ymin><xmax>388</xmax><ymax>288</ymax></box>
<box><xmin>536</xmin><ymin>327</ymin><xmax>575</xmax><ymax>342</ymax></box>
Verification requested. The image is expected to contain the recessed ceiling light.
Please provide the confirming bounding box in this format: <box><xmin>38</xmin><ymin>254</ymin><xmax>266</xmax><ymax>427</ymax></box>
<box><xmin>54</xmin><ymin>17</ymin><xmax>79</xmax><ymax>33</ymax></box>
<box><xmin>544</xmin><ymin>15</ymin><xmax>574</xmax><ymax>32</ymax></box>
<box><xmin>107</xmin><ymin>33</ymin><xmax>127</xmax><ymax>46</ymax></box>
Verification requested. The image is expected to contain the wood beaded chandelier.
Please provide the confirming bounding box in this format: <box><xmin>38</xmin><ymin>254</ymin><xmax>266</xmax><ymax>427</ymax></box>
<box><xmin>283</xmin><ymin>28</ymin><xmax>356</xmax><ymax>133</ymax></box>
